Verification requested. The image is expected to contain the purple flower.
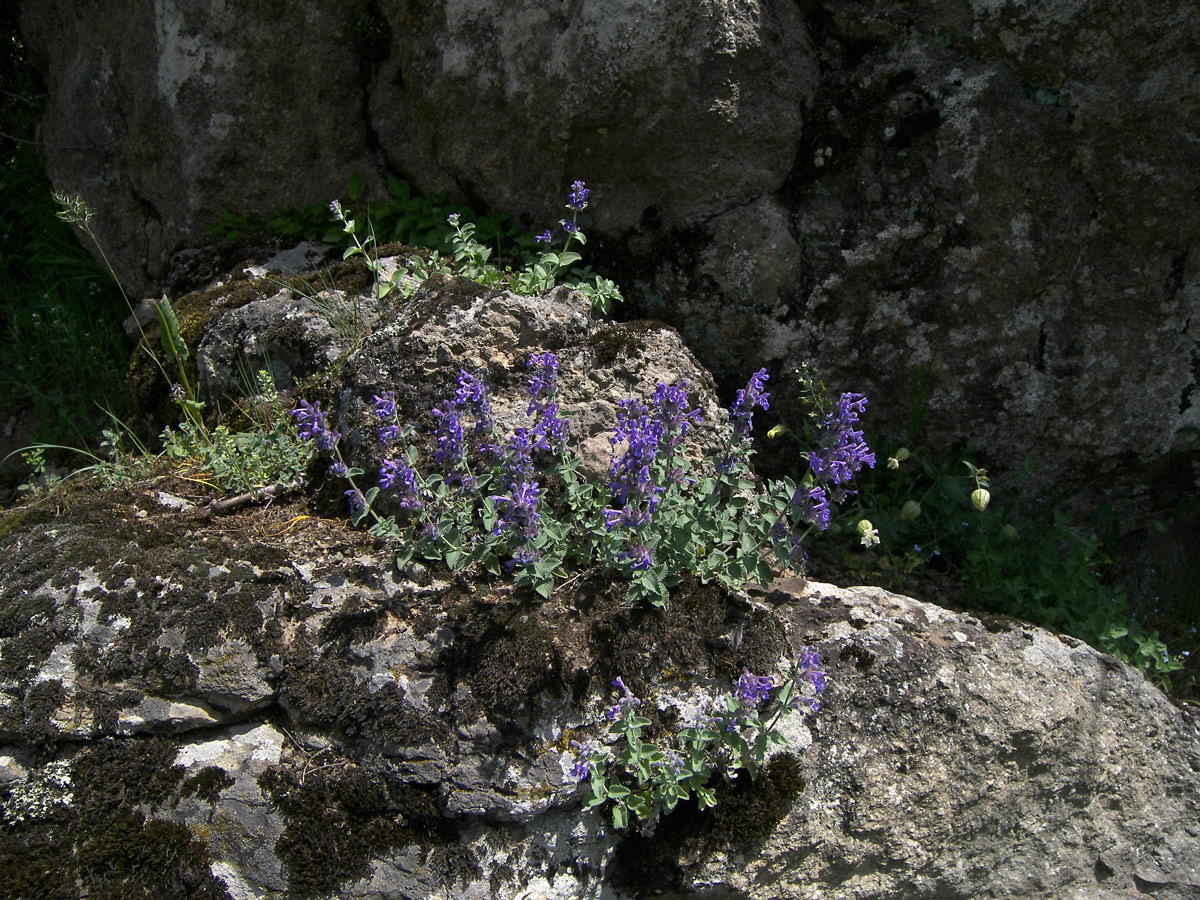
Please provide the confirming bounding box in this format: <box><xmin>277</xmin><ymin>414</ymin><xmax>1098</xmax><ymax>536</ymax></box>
<box><xmin>526</xmin><ymin>352</ymin><xmax>558</xmax><ymax>400</ymax></box>
<box><xmin>560</xmin><ymin>218</ymin><xmax>578</xmax><ymax>234</ymax></box>
<box><xmin>793</xmin><ymin>646</ymin><xmax>827</xmax><ymax>712</ymax></box>
<box><xmin>608</xmin><ymin>399</ymin><xmax>663</xmax><ymax>505</ymax></box>
<box><xmin>569</xmin><ymin>755</ymin><xmax>591</xmax><ymax>782</ymax></box>
<box><xmin>380</xmin><ymin>458</ymin><xmax>422</xmax><ymax>510</ymax></box>
<box><xmin>525</xmin><ymin>353</ymin><xmax>569</xmax><ymax>451</ymax></box>
<box><xmin>292</xmin><ymin>400</ymin><xmax>340</xmax><ymax>452</ymax></box>
<box><xmin>535</xmin><ymin>229</ymin><xmax>553</xmax><ymax>244</ymax></box>
<box><xmin>606</xmin><ymin>676</ymin><xmax>641</xmax><ymax>721</ymax></box>
<box><xmin>618</xmin><ymin>543</ymin><xmax>653</xmax><ymax>572</ymax></box>
<box><xmin>329</xmin><ymin>461</ymin><xmax>348</xmax><ymax>477</ymax></box>
<box><xmin>652</xmin><ymin>381</ymin><xmax>701</xmax><ymax>451</ymax></box>
<box><xmin>737</xmin><ymin>669</ymin><xmax>773</xmax><ymax>707</ymax></box>
<box><xmin>808</xmin><ymin>392</ymin><xmax>875</xmax><ymax>487</ymax></box>
<box><xmin>499</xmin><ymin>428</ymin><xmax>536</xmax><ymax>485</ymax></box>
<box><xmin>454</xmin><ymin>371</ymin><xmax>490</xmax><ymax>419</ymax></box>
<box><xmin>491</xmin><ymin>479</ymin><xmax>541</xmax><ymax>542</ymax></box>
<box><xmin>373</xmin><ymin>391</ymin><xmax>396</xmax><ymax>420</ymax></box>
<box><xmin>729</xmin><ymin>368</ymin><xmax>770</xmax><ymax>440</ymax></box>
<box><xmin>567</xmin><ymin>180</ymin><xmax>590</xmax><ymax>210</ymax></box>
<box><xmin>344</xmin><ymin>488</ymin><xmax>366</xmax><ymax>515</ymax></box>
<box><xmin>791</xmin><ymin>484</ymin><xmax>831</xmax><ymax>531</ymax></box>
<box><xmin>430</xmin><ymin>400</ymin><xmax>464</xmax><ymax>469</ymax></box>
<box><xmin>568</xmin><ymin>739</ymin><xmax>599</xmax><ymax>782</ymax></box>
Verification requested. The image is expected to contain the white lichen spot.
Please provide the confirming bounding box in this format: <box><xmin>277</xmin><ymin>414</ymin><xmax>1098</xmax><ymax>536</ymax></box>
<box><xmin>2</xmin><ymin>760</ymin><xmax>73</xmax><ymax>825</ymax></box>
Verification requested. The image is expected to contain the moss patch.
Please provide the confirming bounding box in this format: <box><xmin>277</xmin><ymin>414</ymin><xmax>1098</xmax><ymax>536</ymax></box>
<box><xmin>0</xmin><ymin>737</ymin><xmax>230</xmax><ymax>900</ymax></box>
<box><xmin>608</xmin><ymin>753</ymin><xmax>806</xmax><ymax>896</ymax></box>
<box><xmin>259</xmin><ymin>762</ymin><xmax>469</xmax><ymax>898</ymax></box>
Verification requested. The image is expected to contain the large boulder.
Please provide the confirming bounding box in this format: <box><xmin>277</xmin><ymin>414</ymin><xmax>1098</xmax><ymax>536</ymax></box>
<box><xmin>19</xmin><ymin>0</ymin><xmax>1200</xmax><ymax>529</ymax></box>
<box><xmin>625</xmin><ymin>0</ymin><xmax>1200</xmax><ymax>517</ymax></box>
<box><xmin>1</xmin><ymin>282</ymin><xmax>1198</xmax><ymax>899</ymax></box>
<box><xmin>18</xmin><ymin>0</ymin><xmax>814</xmax><ymax>291</ymax></box>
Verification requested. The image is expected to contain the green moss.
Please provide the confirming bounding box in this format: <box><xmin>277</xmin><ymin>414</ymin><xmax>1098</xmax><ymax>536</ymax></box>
<box><xmin>258</xmin><ymin>764</ymin><xmax>414</xmax><ymax>898</ymax></box>
<box><xmin>0</xmin><ymin>807</ymin><xmax>77</xmax><ymax>900</ymax></box>
<box><xmin>609</xmin><ymin>754</ymin><xmax>805</xmax><ymax>895</ymax></box>
<box><xmin>588</xmin><ymin>322</ymin><xmax>651</xmax><ymax>365</ymax></box>
<box><xmin>0</xmin><ymin>738</ymin><xmax>229</xmax><ymax>900</ymax></box>
<box><xmin>277</xmin><ymin>640</ymin><xmax>441</xmax><ymax>746</ymax></box>
<box><xmin>75</xmin><ymin>812</ymin><xmax>229</xmax><ymax>900</ymax></box>
<box><xmin>465</xmin><ymin>619</ymin><xmax>561</xmax><ymax>715</ymax></box>
<box><xmin>1</xmin><ymin>680</ymin><xmax>65</xmax><ymax>750</ymax></box>
<box><xmin>179</xmin><ymin>766</ymin><xmax>236</xmax><ymax>803</ymax></box>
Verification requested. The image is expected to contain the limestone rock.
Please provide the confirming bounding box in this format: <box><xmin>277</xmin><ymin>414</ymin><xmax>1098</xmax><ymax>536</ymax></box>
<box><xmin>1</xmin><ymin>281</ymin><xmax>1197</xmax><ymax>898</ymax></box>
<box><xmin>18</xmin><ymin>0</ymin><xmax>1200</xmax><ymax>525</ymax></box>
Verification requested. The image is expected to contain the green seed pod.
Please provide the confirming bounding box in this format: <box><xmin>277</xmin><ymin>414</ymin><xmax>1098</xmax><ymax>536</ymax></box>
<box><xmin>971</xmin><ymin>488</ymin><xmax>991</xmax><ymax>512</ymax></box>
<box><xmin>899</xmin><ymin>500</ymin><xmax>921</xmax><ymax>520</ymax></box>
<box><xmin>1002</xmin><ymin>523</ymin><xmax>1020</xmax><ymax>541</ymax></box>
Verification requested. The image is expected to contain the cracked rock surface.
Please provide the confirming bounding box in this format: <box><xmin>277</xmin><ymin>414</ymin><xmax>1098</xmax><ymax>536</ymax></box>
<box><xmin>1</xmin><ymin>283</ymin><xmax>1198</xmax><ymax>899</ymax></box>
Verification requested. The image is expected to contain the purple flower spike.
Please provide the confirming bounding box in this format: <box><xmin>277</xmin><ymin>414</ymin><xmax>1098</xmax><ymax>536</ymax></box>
<box><xmin>653</xmin><ymin>381</ymin><xmax>702</xmax><ymax>451</ymax></box>
<box><xmin>606</xmin><ymin>676</ymin><xmax>642</xmax><ymax>721</ymax></box>
<box><xmin>380</xmin><ymin>458</ymin><xmax>422</xmax><ymax>511</ymax></box>
<box><xmin>373</xmin><ymin>391</ymin><xmax>395</xmax><ymax>420</ymax></box>
<box><xmin>568</xmin><ymin>180</ymin><xmax>590</xmax><ymax>210</ymax></box>
<box><xmin>491</xmin><ymin>479</ymin><xmax>541</xmax><ymax>542</ymax></box>
<box><xmin>808</xmin><ymin>392</ymin><xmax>875</xmax><ymax>488</ymax></box>
<box><xmin>430</xmin><ymin>400</ymin><xmax>464</xmax><ymax>469</ymax></box>
<box><xmin>291</xmin><ymin>399</ymin><xmax>340</xmax><ymax>452</ymax></box>
<box><xmin>791</xmin><ymin>484</ymin><xmax>831</xmax><ymax>531</ymax></box>
<box><xmin>737</xmin><ymin>669</ymin><xmax>774</xmax><ymax>707</ymax></box>
<box><xmin>729</xmin><ymin>368</ymin><xmax>770</xmax><ymax>439</ymax></box>
<box><xmin>569</xmin><ymin>755</ymin><xmax>591</xmax><ymax>782</ymax></box>
<box><xmin>525</xmin><ymin>353</ymin><xmax>569</xmax><ymax>451</ymax></box>
<box><xmin>793</xmin><ymin>646</ymin><xmax>827</xmax><ymax>713</ymax></box>
<box><xmin>618</xmin><ymin>543</ymin><xmax>653</xmax><ymax>572</ymax></box>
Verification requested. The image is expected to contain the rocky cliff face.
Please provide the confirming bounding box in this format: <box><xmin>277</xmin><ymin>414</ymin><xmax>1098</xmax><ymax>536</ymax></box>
<box><xmin>18</xmin><ymin>0</ymin><xmax>1200</xmax><ymax>525</ymax></box>
<box><xmin>1</xmin><ymin>277</ymin><xmax>1197</xmax><ymax>899</ymax></box>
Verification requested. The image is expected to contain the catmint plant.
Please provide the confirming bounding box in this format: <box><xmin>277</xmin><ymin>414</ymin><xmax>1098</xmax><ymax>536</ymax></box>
<box><xmin>291</xmin><ymin>354</ymin><xmax>876</xmax><ymax>606</ymax></box>
<box><xmin>574</xmin><ymin>648</ymin><xmax>827</xmax><ymax>830</ymax></box>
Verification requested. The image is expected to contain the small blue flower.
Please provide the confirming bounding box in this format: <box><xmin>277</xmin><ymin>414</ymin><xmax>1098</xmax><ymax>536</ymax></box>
<box><xmin>737</xmin><ymin>669</ymin><xmax>773</xmax><ymax>707</ymax></box>
<box><xmin>430</xmin><ymin>400</ymin><xmax>464</xmax><ymax>469</ymax></box>
<box><xmin>291</xmin><ymin>400</ymin><xmax>340</xmax><ymax>451</ymax></box>
<box><xmin>568</xmin><ymin>180</ymin><xmax>590</xmax><ymax>210</ymax></box>
<box><xmin>373</xmin><ymin>391</ymin><xmax>396</xmax><ymax>420</ymax></box>
<box><xmin>791</xmin><ymin>484</ymin><xmax>831</xmax><ymax>531</ymax></box>
<box><xmin>808</xmin><ymin>392</ymin><xmax>875</xmax><ymax>487</ymax></box>
<box><xmin>792</xmin><ymin>646</ymin><xmax>827</xmax><ymax>712</ymax></box>
<box><xmin>729</xmin><ymin>369</ymin><xmax>770</xmax><ymax>440</ymax></box>
<box><xmin>535</xmin><ymin>229</ymin><xmax>553</xmax><ymax>244</ymax></box>
<box><xmin>606</xmin><ymin>676</ymin><xmax>642</xmax><ymax>721</ymax></box>
<box><xmin>569</xmin><ymin>755</ymin><xmax>590</xmax><ymax>782</ymax></box>
<box><xmin>618</xmin><ymin>543</ymin><xmax>653</xmax><ymax>572</ymax></box>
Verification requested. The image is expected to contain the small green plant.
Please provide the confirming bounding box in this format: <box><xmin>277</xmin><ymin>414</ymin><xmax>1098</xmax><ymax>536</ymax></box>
<box><xmin>571</xmin><ymin>651</ymin><xmax>826</xmax><ymax>830</ymax></box>
<box><xmin>13</xmin><ymin>447</ymin><xmax>60</xmax><ymax>495</ymax></box>
<box><xmin>160</xmin><ymin>369</ymin><xmax>313</xmax><ymax>496</ymax></box>
<box><xmin>218</xmin><ymin>177</ymin><xmax>623</xmax><ymax>315</ymax></box>
<box><xmin>768</xmin><ymin>366</ymin><xmax>1187</xmax><ymax>688</ymax></box>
